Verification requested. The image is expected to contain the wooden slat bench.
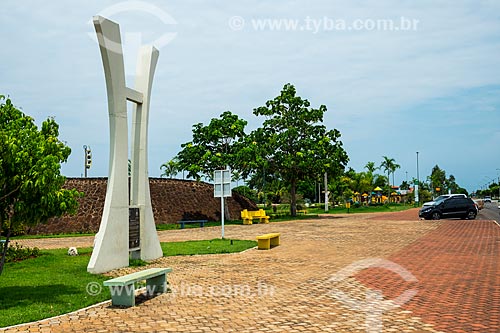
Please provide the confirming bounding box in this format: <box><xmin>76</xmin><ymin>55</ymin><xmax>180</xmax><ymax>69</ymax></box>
<box><xmin>103</xmin><ymin>267</ymin><xmax>172</xmax><ymax>307</ymax></box>
<box><xmin>241</xmin><ymin>209</ymin><xmax>270</xmax><ymax>225</ymax></box>
<box><xmin>256</xmin><ymin>233</ymin><xmax>280</xmax><ymax>250</ymax></box>
<box><xmin>177</xmin><ymin>220</ymin><xmax>208</xmax><ymax>229</ymax></box>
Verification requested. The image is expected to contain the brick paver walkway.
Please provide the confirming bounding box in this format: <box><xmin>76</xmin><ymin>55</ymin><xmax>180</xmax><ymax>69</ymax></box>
<box><xmin>356</xmin><ymin>219</ymin><xmax>500</xmax><ymax>332</ymax></box>
<box><xmin>3</xmin><ymin>210</ymin><xmax>499</xmax><ymax>332</ymax></box>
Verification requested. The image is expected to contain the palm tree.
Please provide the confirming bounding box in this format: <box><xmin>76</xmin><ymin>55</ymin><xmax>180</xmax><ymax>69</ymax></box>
<box><xmin>380</xmin><ymin>156</ymin><xmax>396</xmax><ymax>200</ymax></box>
<box><xmin>160</xmin><ymin>158</ymin><xmax>180</xmax><ymax>179</ymax></box>
<box><xmin>364</xmin><ymin>161</ymin><xmax>378</xmax><ymax>190</ymax></box>
<box><xmin>364</xmin><ymin>161</ymin><xmax>378</xmax><ymax>174</ymax></box>
<box><xmin>391</xmin><ymin>162</ymin><xmax>401</xmax><ymax>188</ymax></box>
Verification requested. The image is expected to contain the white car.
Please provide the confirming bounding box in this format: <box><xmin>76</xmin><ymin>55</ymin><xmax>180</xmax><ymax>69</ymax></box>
<box><xmin>422</xmin><ymin>194</ymin><xmax>467</xmax><ymax>207</ymax></box>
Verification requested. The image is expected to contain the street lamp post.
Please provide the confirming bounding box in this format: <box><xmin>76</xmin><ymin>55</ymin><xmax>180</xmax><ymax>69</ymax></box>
<box><xmin>496</xmin><ymin>168</ymin><xmax>500</xmax><ymax>200</ymax></box>
<box><xmin>484</xmin><ymin>176</ymin><xmax>495</xmax><ymax>198</ymax></box>
<box><xmin>415</xmin><ymin>152</ymin><xmax>420</xmax><ymax>206</ymax></box>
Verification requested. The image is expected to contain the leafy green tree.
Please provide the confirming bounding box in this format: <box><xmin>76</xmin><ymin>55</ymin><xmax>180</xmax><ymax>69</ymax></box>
<box><xmin>296</xmin><ymin>179</ymin><xmax>316</xmax><ymax>202</ymax></box>
<box><xmin>232</xmin><ymin>185</ymin><xmax>258</xmax><ymax>203</ymax></box>
<box><xmin>251</xmin><ymin>83</ymin><xmax>348</xmax><ymax>215</ymax></box>
<box><xmin>373</xmin><ymin>174</ymin><xmax>387</xmax><ymax>188</ymax></box>
<box><xmin>160</xmin><ymin>158</ymin><xmax>180</xmax><ymax>179</ymax></box>
<box><xmin>446</xmin><ymin>174</ymin><xmax>458</xmax><ymax>194</ymax></box>
<box><xmin>0</xmin><ymin>96</ymin><xmax>80</xmax><ymax>275</ymax></box>
<box><xmin>343</xmin><ymin>170</ymin><xmax>372</xmax><ymax>196</ymax></box>
<box><xmin>175</xmin><ymin>111</ymin><xmax>247</xmax><ymax>180</ymax></box>
<box><xmin>430</xmin><ymin>165</ymin><xmax>447</xmax><ymax>195</ymax></box>
<box><xmin>362</xmin><ymin>161</ymin><xmax>381</xmax><ymax>192</ymax></box>
<box><xmin>399</xmin><ymin>180</ymin><xmax>410</xmax><ymax>190</ymax></box>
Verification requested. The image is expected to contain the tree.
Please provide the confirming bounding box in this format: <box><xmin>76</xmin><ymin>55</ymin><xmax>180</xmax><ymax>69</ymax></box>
<box><xmin>364</xmin><ymin>161</ymin><xmax>379</xmax><ymax>190</ymax></box>
<box><xmin>447</xmin><ymin>174</ymin><xmax>459</xmax><ymax>194</ymax></box>
<box><xmin>430</xmin><ymin>165</ymin><xmax>447</xmax><ymax>195</ymax></box>
<box><xmin>160</xmin><ymin>158</ymin><xmax>180</xmax><ymax>178</ymax></box>
<box><xmin>175</xmin><ymin>111</ymin><xmax>247</xmax><ymax>180</ymax></box>
<box><xmin>0</xmin><ymin>96</ymin><xmax>80</xmax><ymax>275</ymax></box>
<box><xmin>380</xmin><ymin>156</ymin><xmax>396</xmax><ymax>199</ymax></box>
<box><xmin>251</xmin><ymin>83</ymin><xmax>348</xmax><ymax>215</ymax></box>
<box><xmin>400</xmin><ymin>180</ymin><xmax>410</xmax><ymax>190</ymax></box>
<box><xmin>364</xmin><ymin>161</ymin><xmax>378</xmax><ymax>174</ymax></box>
<box><xmin>391</xmin><ymin>161</ymin><xmax>401</xmax><ymax>190</ymax></box>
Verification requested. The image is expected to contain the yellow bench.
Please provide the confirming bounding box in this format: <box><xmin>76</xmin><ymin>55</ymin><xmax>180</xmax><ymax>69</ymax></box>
<box><xmin>256</xmin><ymin>233</ymin><xmax>280</xmax><ymax>250</ymax></box>
<box><xmin>297</xmin><ymin>209</ymin><xmax>307</xmax><ymax>215</ymax></box>
<box><xmin>241</xmin><ymin>209</ymin><xmax>270</xmax><ymax>225</ymax></box>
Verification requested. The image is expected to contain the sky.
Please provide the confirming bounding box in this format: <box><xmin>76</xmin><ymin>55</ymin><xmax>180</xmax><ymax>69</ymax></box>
<box><xmin>1</xmin><ymin>0</ymin><xmax>499</xmax><ymax>193</ymax></box>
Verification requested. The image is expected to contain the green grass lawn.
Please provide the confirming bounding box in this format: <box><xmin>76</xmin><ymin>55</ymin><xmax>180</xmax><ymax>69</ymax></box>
<box><xmin>11</xmin><ymin>232</ymin><xmax>96</xmax><ymax>240</ymax></box>
<box><xmin>0</xmin><ymin>239</ymin><xmax>256</xmax><ymax>328</ymax></box>
<box><xmin>304</xmin><ymin>203</ymin><xmax>414</xmax><ymax>215</ymax></box>
<box><xmin>155</xmin><ymin>219</ymin><xmax>243</xmax><ymax>231</ymax></box>
<box><xmin>161</xmin><ymin>238</ymin><xmax>256</xmax><ymax>256</ymax></box>
<box><xmin>265</xmin><ymin>214</ymin><xmax>320</xmax><ymax>222</ymax></box>
<box><xmin>0</xmin><ymin>248</ymin><xmax>110</xmax><ymax>327</ymax></box>
<box><xmin>261</xmin><ymin>203</ymin><xmax>413</xmax><ymax>218</ymax></box>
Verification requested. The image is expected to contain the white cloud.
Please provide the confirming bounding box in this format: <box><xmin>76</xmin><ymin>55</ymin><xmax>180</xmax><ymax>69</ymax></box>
<box><xmin>1</xmin><ymin>0</ymin><xmax>499</xmax><ymax>191</ymax></box>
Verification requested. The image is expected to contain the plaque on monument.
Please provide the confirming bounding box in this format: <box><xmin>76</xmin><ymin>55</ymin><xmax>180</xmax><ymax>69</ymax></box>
<box><xmin>129</xmin><ymin>207</ymin><xmax>140</xmax><ymax>250</ymax></box>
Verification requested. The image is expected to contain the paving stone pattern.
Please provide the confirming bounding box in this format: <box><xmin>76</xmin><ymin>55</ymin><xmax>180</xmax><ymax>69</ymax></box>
<box><xmin>356</xmin><ymin>219</ymin><xmax>500</xmax><ymax>333</ymax></box>
<box><xmin>3</xmin><ymin>210</ymin><xmax>499</xmax><ymax>332</ymax></box>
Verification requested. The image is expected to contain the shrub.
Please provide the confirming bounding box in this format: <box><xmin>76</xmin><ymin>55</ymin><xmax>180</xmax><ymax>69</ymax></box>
<box><xmin>233</xmin><ymin>186</ymin><xmax>258</xmax><ymax>203</ymax></box>
<box><xmin>3</xmin><ymin>243</ymin><xmax>40</xmax><ymax>262</ymax></box>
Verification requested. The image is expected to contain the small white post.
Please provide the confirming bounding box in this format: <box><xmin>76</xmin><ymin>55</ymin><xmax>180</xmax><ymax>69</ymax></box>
<box><xmin>324</xmin><ymin>172</ymin><xmax>329</xmax><ymax>211</ymax></box>
<box><xmin>221</xmin><ymin>197</ymin><xmax>225</xmax><ymax>239</ymax></box>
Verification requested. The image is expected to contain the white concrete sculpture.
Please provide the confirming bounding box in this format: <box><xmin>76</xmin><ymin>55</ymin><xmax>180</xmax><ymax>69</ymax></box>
<box><xmin>88</xmin><ymin>16</ymin><xmax>163</xmax><ymax>274</ymax></box>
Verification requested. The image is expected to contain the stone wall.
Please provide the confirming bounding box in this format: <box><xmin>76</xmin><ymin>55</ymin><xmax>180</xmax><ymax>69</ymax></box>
<box><xmin>27</xmin><ymin>178</ymin><xmax>257</xmax><ymax>235</ymax></box>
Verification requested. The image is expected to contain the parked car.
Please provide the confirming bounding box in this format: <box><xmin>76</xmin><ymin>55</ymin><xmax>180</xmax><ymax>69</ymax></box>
<box><xmin>422</xmin><ymin>194</ymin><xmax>467</xmax><ymax>207</ymax></box>
<box><xmin>419</xmin><ymin>196</ymin><xmax>477</xmax><ymax>220</ymax></box>
<box><xmin>484</xmin><ymin>196</ymin><xmax>492</xmax><ymax>203</ymax></box>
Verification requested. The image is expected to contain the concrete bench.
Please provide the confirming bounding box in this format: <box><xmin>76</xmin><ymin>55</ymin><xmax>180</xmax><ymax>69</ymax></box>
<box><xmin>256</xmin><ymin>233</ymin><xmax>280</xmax><ymax>250</ymax></box>
<box><xmin>177</xmin><ymin>220</ymin><xmax>208</xmax><ymax>229</ymax></box>
<box><xmin>103</xmin><ymin>267</ymin><xmax>172</xmax><ymax>307</ymax></box>
<box><xmin>241</xmin><ymin>209</ymin><xmax>270</xmax><ymax>225</ymax></box>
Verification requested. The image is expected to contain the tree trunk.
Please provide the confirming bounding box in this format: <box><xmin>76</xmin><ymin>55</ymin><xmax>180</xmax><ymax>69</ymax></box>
<box><xmin>290</xmin><ymin>179</ymin><xmax>297</xmax><ymax>216</ymax></box>
<box><xmin>387</xmin><ymin>172</ymin><xmax>391</xmax><ymax>202</ymax></box>
<box><xmin>0</xmin><ymin>228</ymin><xmax>11</xmax><ymax>276</ymax></box>
<box><xmin>224</xmin><ymin>197</ymin><xmax>231</xmax><ymax>220</ymax></box>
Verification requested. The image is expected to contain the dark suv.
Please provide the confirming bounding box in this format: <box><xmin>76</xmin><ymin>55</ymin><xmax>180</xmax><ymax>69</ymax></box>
<box><xmin>419</xmin><ymin>196</ymin><xmax>477</xmax><ymax>220</ymax></box>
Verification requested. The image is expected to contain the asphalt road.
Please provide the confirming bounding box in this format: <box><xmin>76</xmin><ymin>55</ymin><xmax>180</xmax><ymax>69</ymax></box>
<box><xmin>477</xmin><ymin>201</ymin><xmax>499</xmax><ymax>222</ymax></box>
